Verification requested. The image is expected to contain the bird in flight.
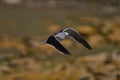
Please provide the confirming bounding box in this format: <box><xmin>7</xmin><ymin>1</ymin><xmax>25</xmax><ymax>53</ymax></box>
<box><xmin>42</xmin><ymin>28</ymin><xmax>92</xmax><ymax>56</ymax></box>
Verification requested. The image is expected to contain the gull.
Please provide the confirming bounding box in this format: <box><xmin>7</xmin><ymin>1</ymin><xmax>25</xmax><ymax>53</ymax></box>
<box><xmin>42</xmin><ymin>28</ymin><xmax>92</xmax><ymax>56</ymax></box>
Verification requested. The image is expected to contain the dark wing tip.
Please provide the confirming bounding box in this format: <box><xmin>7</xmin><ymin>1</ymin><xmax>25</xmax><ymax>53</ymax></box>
<box><xmin>79</xmin><ymin>38</ymin><xmax>92</xmax><ymax>50</ymax></box>
<box><xmin>46</xmin><ymin>35</ymin><xmax>71</xmax><ymax>56</ymax></box>
<box><xmin>86</xmin><ymin>45</ymin><xmax>92</xmax><ymax>50</ymax></box>
<box><xmin>65</xmin><ymin>52</ymin><xmax>72</xmax><ymax>56</ymax></box>
<box><xmin>63</xmin><ymin>28</ymin><xmax>92</xmax><ymax>50</ymax></box>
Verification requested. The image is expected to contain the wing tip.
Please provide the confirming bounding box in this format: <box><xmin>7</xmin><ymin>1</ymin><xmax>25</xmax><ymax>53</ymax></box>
<box><xmin>87</xmin><ymin>46</ymin><xmax>92</xmax><ymax>50</ymax></box>
<box><xmin>64</xmin><ymin>52</ymin><xmax>71</xmax><ymax>56</ymax></box>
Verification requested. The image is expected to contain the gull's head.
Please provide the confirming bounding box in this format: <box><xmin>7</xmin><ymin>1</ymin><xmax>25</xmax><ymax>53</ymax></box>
<box><xmin>64</xmin><ymin>32</ymin><xmax>69</xmax><ymax>38</ymax></box>
<box><xmin>64</xmin><ymin>32</ymin><xmax>69</xmax><ymax>36</ymax></box>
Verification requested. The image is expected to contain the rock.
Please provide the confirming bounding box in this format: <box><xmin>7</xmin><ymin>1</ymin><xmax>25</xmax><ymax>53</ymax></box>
<box><xmin>111</xmin><ymin>50</ymin><xmax>120</xmax><ymax>66</ymax></box>
<box><xmin>98</xmin><ymin>64</ymin><xmax>116</xmax><ymax>74</ymax></box>
<box><xmin>64</xmin><ymin>65</ymin><xmax>89</xmax><ymax>80</ymax></box>
<box><xmin>61</xmin><ymin>39</ymin><xmax>73</xmax><ymax>47</ymax></box>
<box><xmin>78</xmin><ymin>74</ymin><xmax>94</xmax><ymax>80</ymax></box>
<box><xmin>47</xmin><ymin>25</ymin><xmax>60</xmax><ymax>33</ymax></box>
<box><xmin>0</xmin><ymin>65</ymin><xmax>12</xmax><ymax>75</ymax></box>
<box><xmin>79</xmin><ymin>17</ymin><xmax>101</xmax><ymax>26</ymax></box>
<box><xmin>76</xmin><ymin>52</ymin><xmax>107</xmax><ymax>64</ymax></box>
<box><xmin>87</xmin><ymin>34</ymin><xmax>105</xmax><ymax>47</ymax></box>
<box><xmin>40</xmin><ymin>45</ymin><xmax>56</xmax><ymax>54</ymax></box>
<box><xmin>101</xmin><ymin>24</ymin><xmax>113</xmax><ymax>35</ymax></box>
<box><xmin>75</xmin><ymin>25</ymin><xmax>97</xmax><ymax>35</ymax></box>
<box><xmin>107</xmin><ymin>31</ymin><xmax>120</xmax><ymax>44</ymax></box>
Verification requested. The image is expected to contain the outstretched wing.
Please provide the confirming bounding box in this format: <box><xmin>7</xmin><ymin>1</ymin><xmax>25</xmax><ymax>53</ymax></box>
<box><xmin>64</xmin><ymin>28</ymin><xmax>92</xmax><ymax>49</ymax></box>
<box><xmin>46</xmin><ymin>35</ymin><xmax>71</xmax><ymax>55</ymax></box>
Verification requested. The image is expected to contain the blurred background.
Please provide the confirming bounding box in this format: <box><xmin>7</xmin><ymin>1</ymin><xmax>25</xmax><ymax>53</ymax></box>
<box><xmin>0</xmin><ymin>0</ymin><xmax>120</xmax><ymax>80</ymax></box>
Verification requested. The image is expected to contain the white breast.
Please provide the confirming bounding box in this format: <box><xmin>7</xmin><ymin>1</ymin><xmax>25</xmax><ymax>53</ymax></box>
<box><xmin>54</xmin><ymin>32</ymin><xmax>67</xmax><ymax>40</ymax></box>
